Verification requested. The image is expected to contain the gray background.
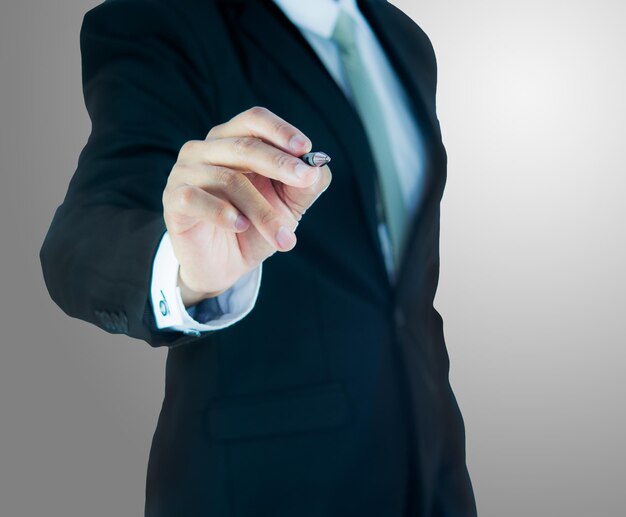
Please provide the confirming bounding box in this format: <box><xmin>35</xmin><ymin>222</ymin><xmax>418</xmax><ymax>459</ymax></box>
<box><xmin>1</xmin><ymin>0</ymin><xmax>624</xmax><ymax>515</ymax></box>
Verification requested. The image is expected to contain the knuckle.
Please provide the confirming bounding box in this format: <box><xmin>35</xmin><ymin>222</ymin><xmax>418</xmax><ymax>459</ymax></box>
<box><xmin>180</xmin><ymin>139</ymin><xmax>202</xmax><ymax>157</ymax></box>
<box><xmin>233</xmin><ymin>136</ymin><xmax>259</xmax><ymax>155</ymax></box>
<box><xmin>227</xmin><ymin>171</ymin><xmax>249</xmax><ymax>193</ymax></box>
<box><xmin>247</xmin><ymin>105</ymin><xmax>269</xmax><ymax>119</ymax></box>
<box><xmin>206</xmin><ymin>124</ymin><xmax>222</xmax><ymax>139</ymax></box>
<box><xmin>214</xmin><ymin>202</ymin><xmax>232</xmax><ymax>225</ymax></box>
<box><xmin>281</xmin><ymin>189</ymin><xmax>307</xmax><ymax>219</ymax></box>
<box><xmin>259</xmin><ymin>206</ymin><xmax>278</xmax><ymax>227</ymax></box>
<box><xmin>163</xmin><ymin>176</ymin><xmax>177</xmax><ymax>204</ymax></box>
<box><xmin>213</xmin><ymin>166</ymin><xmax>236</xmax><ymax>190</ymax></box>
<box><xmin>273</xmin><ymin>152</ymin><xmax>295</xmax><ymax>170</ymax></box>
<box><xmin>172</xmin><ymin>162</ymin><xmax>193</xmax><ymax>177</ymax></box>
<box><xmin>271</xmin><ymin>120</ymin><xmax>290</xmax><ymax>137</ymax></box>
<box><xmin>174</xmin><ymin>185</ymin><xmax>196</xmax><ymax>210</ymax></box>
<box><xmin>162</xmin><ymin>186</ymin><xmax>171</xmax><ymax>208</ymax></box>
<box><xmin>291</xmin><ymin>200</ymin><xmax>308</xmax><ymax>220</ymax></box>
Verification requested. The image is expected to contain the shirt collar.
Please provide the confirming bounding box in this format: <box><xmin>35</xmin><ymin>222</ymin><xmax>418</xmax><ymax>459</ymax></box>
<box><xmin>272</xmin><ymin>0</ymin><xmax>360</xmax><ymax>39</ymax></box>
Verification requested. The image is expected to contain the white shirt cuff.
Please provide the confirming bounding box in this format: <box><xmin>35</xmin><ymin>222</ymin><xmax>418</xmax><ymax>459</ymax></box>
<box><xmin>150</xmin><ymin>231</ymin><xmax>262</xmax><ymax>336</ymax></box>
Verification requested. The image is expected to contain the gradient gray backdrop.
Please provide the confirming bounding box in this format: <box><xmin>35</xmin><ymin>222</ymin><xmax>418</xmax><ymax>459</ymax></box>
<box><xmin>1</xmin><ymin>1</ymin><xmax>624</xmax><ymax>515</ymax></box>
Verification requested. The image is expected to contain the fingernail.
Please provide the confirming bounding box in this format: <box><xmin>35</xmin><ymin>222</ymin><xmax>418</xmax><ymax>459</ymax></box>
<box><xmin>276</xmin><ymin>225</ymin><xmax>296</xmax><ymax>249</ymax></box>
<box><xmin>289</xmin><ymin>134</ymin><xmax>310</xmax><ymax>152</ymax></box>
<box><xmin>234</xmin><ymin>214</ymin><xmax>250</xmax><ymax>231</ymax></box>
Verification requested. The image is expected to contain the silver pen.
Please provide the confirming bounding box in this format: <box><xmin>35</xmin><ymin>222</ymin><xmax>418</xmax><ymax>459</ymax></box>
<box><xmin>300</xmin><ymin>151</ymin><xmax>331</xmax><ymax>167</ymax></box>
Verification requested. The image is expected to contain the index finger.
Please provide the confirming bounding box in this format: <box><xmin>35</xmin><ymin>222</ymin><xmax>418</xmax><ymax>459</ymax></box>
<box><xmin>206</xmin><ymin>106</ymin><xmax>313</xmax><ymax>156</ymax></box>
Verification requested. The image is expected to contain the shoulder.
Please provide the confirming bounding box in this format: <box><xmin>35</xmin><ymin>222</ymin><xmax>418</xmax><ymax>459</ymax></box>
<box><xmin>79</xmin><ymin>0</ymin><xmax>225</xmax><ymax>68</ymax></box>
<box><xmin>78</xmin><ymin>0</ymin><xmax>229</xmax><ymax>103</ymax></box>
<box><xmin>81</xmin><ymin>0</ymin><xmax>222</xmax><ymax>35</ymax></box>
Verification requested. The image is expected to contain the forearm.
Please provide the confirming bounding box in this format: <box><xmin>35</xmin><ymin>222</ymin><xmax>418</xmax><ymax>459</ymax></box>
<box><xmin>40</xmin><ymin>0</ymin><xmax>220</xmax><ymax>349</ymax></box>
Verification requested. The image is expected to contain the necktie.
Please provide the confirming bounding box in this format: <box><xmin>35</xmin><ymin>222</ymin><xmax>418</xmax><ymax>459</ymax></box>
<box><xmin>331</xmin><ymin>8</ymin><xmax>408</xmax><ymax>271</ymax></box>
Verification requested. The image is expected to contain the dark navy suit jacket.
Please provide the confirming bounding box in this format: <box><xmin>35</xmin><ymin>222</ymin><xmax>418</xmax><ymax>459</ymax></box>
<box><xmin>40</xmin><ymin>0</ymin><xmax>477</xmax><ymax>515</ymax></box>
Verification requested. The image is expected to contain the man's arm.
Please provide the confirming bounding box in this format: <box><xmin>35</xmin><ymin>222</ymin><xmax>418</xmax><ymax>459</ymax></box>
<box><xmin>39</xmin><ymin>0</ymin><xmax>223</xmax><ymax>348</ymax></box>
<box><xmin>40</xmin><ymin>1</ymin><xmax>330</xmax><ymax>350</ymax></box>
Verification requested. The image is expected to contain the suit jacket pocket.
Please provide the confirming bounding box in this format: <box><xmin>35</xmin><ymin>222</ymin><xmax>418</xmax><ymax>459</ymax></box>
<box><xmin>205</xmin><ymin>381</ymin><xmax>350</xmax><ymax>441</ymax></box>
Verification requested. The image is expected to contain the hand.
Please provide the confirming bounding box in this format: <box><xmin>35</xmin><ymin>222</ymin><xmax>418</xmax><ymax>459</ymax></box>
<box><xmin>162</xmin><ymin>106</ymin><xmax>332</xmax><ymax>306</ymax></box>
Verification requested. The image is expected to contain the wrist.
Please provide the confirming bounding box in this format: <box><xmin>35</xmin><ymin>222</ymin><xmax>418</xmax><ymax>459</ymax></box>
<box><xmin>177</xmin><ymin>269</ymin><xmax>228</xmax><ymax>308</ymax></box>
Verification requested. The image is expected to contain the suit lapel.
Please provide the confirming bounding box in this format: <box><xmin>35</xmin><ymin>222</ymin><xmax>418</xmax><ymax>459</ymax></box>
<box><xmin>357</xmin><ymin>0</ymin><xmax>447</xmax><ymax>289</ymax></box>
<box><xmin>359</xmin><ymin>0</ymin><xmax>441</xmax><ymax>142</ymax></box>
<box><xmin>225</xmin><ymin>0</ymin><xmax>445</xmax><ymax>287</ymax></box>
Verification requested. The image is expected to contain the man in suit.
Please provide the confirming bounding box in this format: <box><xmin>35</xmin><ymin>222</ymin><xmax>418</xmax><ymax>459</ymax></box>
<box><xmin>39</xmin><ymin>0</ymin><xmax>477</xmax><ymax>515</ymax></box>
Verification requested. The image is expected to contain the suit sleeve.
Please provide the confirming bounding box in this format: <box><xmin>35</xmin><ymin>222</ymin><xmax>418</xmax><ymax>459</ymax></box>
<box><xmin>39</xmin><ymin>0</ymin><xmax>223</xmax><ymax>349</ymax></box>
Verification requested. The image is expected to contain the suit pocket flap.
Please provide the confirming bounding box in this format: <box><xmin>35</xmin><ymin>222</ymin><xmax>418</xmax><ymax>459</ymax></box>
<box><xmin>206</xmin><ymin>382</ymin><xmax>350</xmax><ymax>441</ymax></box>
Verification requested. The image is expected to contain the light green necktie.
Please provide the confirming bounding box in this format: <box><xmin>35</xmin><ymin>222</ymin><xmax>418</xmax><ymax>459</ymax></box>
<box><xmin>331</xmin><ymin>8</ymin><xmax>408</xmax><ymax>269</ymax></box>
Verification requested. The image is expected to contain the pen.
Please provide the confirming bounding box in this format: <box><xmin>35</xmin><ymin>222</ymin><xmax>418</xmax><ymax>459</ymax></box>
<box><xmin>300</xmin><ymin>151</ymin><xmax>331</xmax><ymax>167</ymax></box>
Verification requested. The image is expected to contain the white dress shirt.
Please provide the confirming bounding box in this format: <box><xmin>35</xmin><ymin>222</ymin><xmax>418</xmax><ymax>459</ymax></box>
<box><xmin>150</xmin><ymin>0</ymin><xmax>429</xmax><ymax>336</ymax></box>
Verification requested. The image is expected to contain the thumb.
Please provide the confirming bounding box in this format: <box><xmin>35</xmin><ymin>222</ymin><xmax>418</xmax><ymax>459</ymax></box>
<box><xmin>280</xmin><ymin>165</ymin><xmax>333</xmax><ymax>221</ymax></box>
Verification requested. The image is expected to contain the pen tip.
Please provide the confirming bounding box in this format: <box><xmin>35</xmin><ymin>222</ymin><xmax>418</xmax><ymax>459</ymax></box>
<box><xmin>313</xmin><ymin>152</ymin><xmax>331</xmax><ymax>166</ymax></box>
